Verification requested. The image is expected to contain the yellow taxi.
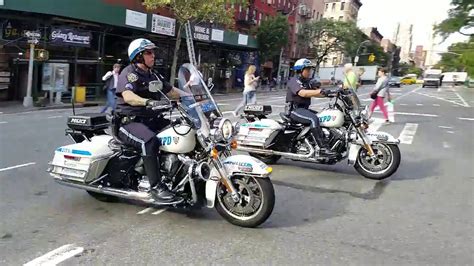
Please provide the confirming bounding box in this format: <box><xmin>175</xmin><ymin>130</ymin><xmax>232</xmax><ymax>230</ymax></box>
<box><xmin>400</xmin><ymin>75</ymin><xmax>417</xmax><ymax>85</ymax></box>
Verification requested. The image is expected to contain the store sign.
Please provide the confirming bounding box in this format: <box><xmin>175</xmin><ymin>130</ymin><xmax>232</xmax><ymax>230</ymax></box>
<box><xmin>211</xmin><ymin>29</ymin><xmax>224</xmax><ymax>42</ymax></box>
<box><xmin>51</xmin><ymin>28</ymin><xmax>92</xmax><ymax>47</ymax></box>
<box><xmin>151</xmin><ymin>14</ymin><xmax>175</xmax><ymax>36</ymax></box>
<box><xmin>2</xmin><ymin>21</ymin><xmax>42</xmax><ymax>41</ymax></box>
<box><xmin>193</xmin><ymin>25</ymin><xmax>211</xmax><ymax>42</ymax></box>
<box><xmin>25</xmin><ymin>30</ymin><xmax>41</xmax><ymax>39</ymax></box>
<box><xmin>126</xmin><ymin>9</ymin><xmax>147</xmax><ymax>29</ymax></box>
<box><xmin>238</xmin><ymin>34</ymin><xmax>248</xmax><ymax>45</ymax></box>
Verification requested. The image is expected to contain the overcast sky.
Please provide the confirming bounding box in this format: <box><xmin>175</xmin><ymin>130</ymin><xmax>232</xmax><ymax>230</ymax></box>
<box><xmin>357</xmin><ymin>0</ymin><xmax>471</xmax><ymax>52</ymax></box>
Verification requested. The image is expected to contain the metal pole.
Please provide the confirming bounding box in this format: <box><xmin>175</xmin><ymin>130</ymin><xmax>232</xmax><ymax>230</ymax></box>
<box><xmin>23</xmin><ymin>43</ymin><xmax>35</xmax><ymax>107</ymax></box>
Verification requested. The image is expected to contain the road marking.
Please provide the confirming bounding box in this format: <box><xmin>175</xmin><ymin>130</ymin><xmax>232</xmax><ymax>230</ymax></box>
<box><xmin>24</xmin><ymin>244</ymin><xmax>84</xmax><ymax>266</ymax></box>
<box><xmin>416</xmin><ymin>104</ymin><xmax>423</xmax><ymax>106</ymax></box>
<box><xmin>443</xmin><ymin>142</ymin><xmax>451</xmax><ymax>149</ymax></box>
<box><xmin>368</xmin><ymin>118</ymin><xmax>384</xmax><ymax>132</ymax></box>
<box><xmin>454</xmin><ymin>92</ymin><xmax>470</xmax><ymax>107</ymax></box>
<box><xmin>0</xmin><ymin>162</ymin><xmax>36</xmax><ymax>172</ymax></box>
<box><xmin>447</xmin><ymin>131</ymin><xmax>455</xmax><ymax>134</ymax></box>
<box><xmin>0</xmin><ymin>121</ymin><xmax>7</xmax><ymax>124</ymax></box>
<box><xmin>399</xmin><ymin>103</ymin><xmax>408</xmax><ymax>106</ymax></box>
<box><xmin>151</xmin><ymin>208</ymin><xmax>167</xmax><ymax>215</ymax></box>
<box><xmin>222</xmin><ymin>111</ymin><xmax>234</xmax><ymax>114</ymax></box>
<box><xmin>438</xmin><ymin>126</ymin><xmax>453</xmax><ymax>129</ymax></box>
<box><xmin>0</xmin><ymin>112</ymin><xmax>3</xmax><ymax>114</ymax></box>
<box><xmin>47</xmin><ymin>115</ymin><xmax>63</xmax><ymax>119</ymax></box>
<box><xmin>433</xmin><ymin>104</ymin><xmax>440</xmax><ymax>107</ymax></box>
<box><xmin>374</xmin><ymin>111</ymin><xmax>437</xmax><ymax>117</ymax></box>
<box><xmin>416</xmin><ymin>91</ymin><xmax>467</xmax><ymax>107</ymax></box>
<box><xmin>458</xmin><ymin>117</ymin><xmax>474</xmax><ymax>121</ymax></box>
<box><xmin>398</xmin><ymin>123</ymin><xmax>418</xmax><ymax>144</ymax></box>
<box><xmin>137</xmin><ymin>207</ymin><xmax>154</xmax><ymax>214</ymax></box>
<box><xmin>217</xmin><ymin>103</ymin><xmax>229</xmax><ymax>106</ymax></box>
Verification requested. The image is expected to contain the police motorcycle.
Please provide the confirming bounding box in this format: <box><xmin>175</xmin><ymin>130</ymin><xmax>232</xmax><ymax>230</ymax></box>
<box><xmin>48</xmin><ymin>64</ymin><xmax>275</xmax><ymax>227</ymax></box>
<box><xmin>235</xmin><ymin>88</ymin><xmax>401</xmax><ymax>180</ymax></box>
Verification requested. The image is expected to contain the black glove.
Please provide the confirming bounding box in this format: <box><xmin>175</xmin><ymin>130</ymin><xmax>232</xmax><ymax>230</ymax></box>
<box><xmin>321</xmin><ymin>88</ymin><xmax>340</xmax><ymax>97</ymax></box>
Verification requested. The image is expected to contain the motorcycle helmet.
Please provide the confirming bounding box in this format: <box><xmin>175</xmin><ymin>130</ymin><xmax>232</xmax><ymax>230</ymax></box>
<box><xmin>293</xmin><ymin>58</ymin><xmax>315</xmax><ymax>71</ymax></box>
<box><xmin>128</xmin><ymin>38</ymin><xmax>157</xmax><ymax>62</ymax></box>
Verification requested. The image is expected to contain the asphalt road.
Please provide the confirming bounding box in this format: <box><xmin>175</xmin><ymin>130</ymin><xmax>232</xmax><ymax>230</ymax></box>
<box><xmin>0</xmin><ymin>84</ymin><xmax>473</xmax><ymax>265</ymax></box>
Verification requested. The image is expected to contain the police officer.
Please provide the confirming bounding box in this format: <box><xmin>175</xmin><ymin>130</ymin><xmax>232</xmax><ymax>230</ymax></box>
<box><xmin>116</xmin><ymin>38</ymin><xmax>182</xmax><ymax>203</ymax></box>
<box><xmin>286</xmin><ymin>58</ymin><xmax>339</xmax><ymax>156</ymax></box>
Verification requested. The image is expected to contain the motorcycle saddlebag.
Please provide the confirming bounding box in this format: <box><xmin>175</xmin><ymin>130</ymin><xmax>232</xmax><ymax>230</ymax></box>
<box><xmin>236</xmin><ymin>119</ymin><xmax>282</xmax><ymax>148</ymax></box>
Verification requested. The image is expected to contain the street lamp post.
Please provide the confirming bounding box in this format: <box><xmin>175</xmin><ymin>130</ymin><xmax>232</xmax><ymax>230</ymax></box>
<box><xmin>354</xmin><ymin>40</ymin><xmax>371</xmax><ymax>67</ymax></box>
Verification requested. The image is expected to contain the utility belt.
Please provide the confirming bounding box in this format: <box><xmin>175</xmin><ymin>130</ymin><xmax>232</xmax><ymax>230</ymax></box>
<box><xmin>115</xmin><ymin>112</ymin><xmax>164</xmax><ymax>126</ymax></box>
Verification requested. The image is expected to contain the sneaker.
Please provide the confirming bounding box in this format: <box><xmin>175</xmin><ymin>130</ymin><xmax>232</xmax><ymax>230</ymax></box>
<box><xmin>383</xmin><ymin>120</ymin><xmax>391</xmax><ymax>125</ymax></box>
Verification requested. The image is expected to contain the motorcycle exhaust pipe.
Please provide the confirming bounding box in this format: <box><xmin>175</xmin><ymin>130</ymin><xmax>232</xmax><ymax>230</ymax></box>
<box><xmin>238</xmin><ymin>139</ymin><xmax>316</xmax><ymax>160</ymax></box>
<box><xmin>53</xmin><ymin>176</ymin><xmax>155</xmax><ymax>203</ymax></box>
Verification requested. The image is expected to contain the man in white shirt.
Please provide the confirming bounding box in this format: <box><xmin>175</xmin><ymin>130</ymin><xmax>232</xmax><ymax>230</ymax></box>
<box><xmin>101</xmin><ymin>63</ymin><xmax>121</xmax><ymax>113</ymax></box>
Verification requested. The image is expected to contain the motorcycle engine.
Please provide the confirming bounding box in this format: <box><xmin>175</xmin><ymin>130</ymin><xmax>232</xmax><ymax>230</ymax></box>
<box><xmin>161</xmin><ymin>154</ymin><xmax>180</xmax><ymax>179</ymax></box>
<box><xmin>326</xmin><ymin>128</ymin><xmax>346</xmax><ymax>152</ymax></box>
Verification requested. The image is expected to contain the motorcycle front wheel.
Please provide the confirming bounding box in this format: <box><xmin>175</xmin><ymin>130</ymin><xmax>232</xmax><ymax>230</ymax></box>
<box><xmin>354</xmin><ymin>143</ymin><xmax>401</xmax><ymax>180</ymax></box>
<box><xmin>215</xmin><ymin>175</ymin><xmax>275</xmax><ymax>228</ymax></box>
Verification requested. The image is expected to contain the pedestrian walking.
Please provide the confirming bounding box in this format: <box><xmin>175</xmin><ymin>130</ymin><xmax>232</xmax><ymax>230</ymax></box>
<box><xmin>343</xmin><ymin>63</ymin><xmax>358</xmax><ymax>90</ymax></box>
<box><xmin>232</xmin><ymin>65</ymin><xmax>259</xmax><ymax>117</ymax></box>
<box><xmin>101</xmin><ymin>63</ymin><xmax>120</xmax><ymax>113</ymax></box>
<box><xmin>368</xmin><ymin>68</ymin><xmax>391</xmax><ymax>124</ymax></box>
<box><xmin>357</xmin><ymin>67</ymin><xmax>365</xmax><ymax>89</ymax></box>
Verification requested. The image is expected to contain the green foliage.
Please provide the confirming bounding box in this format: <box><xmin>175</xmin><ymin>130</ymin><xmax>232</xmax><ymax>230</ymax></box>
<box><xmin>256</xmin><ymin>15</ymin><xmax>290</xmax><ymax>62</ymax></box>
<box><xmin>298</xmin><ymin>19</ymin><xmax>387</xmax><ymax>67</ymax></box>
<box><xmin>434</xmin><ymin>0</ymin><xmax>473</xmax><ymax>40</ymax></box>
<box><xmin>436</xmin><ymin>36</ymin><xmax>474</xmax><ymax>77</ymax></box>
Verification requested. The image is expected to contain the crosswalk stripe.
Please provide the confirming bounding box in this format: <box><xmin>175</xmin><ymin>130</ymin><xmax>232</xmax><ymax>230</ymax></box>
<box><xmin>398</xmin><ymin>123</ymin><xmax>418</xmax><ymax>144</ymax></box>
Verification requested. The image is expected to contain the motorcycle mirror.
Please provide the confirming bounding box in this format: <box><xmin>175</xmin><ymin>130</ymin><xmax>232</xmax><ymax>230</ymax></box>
<box><xmin>149</xmin><ymin>80</ymin><xmax>163</xmax><ymax>93</ymax></box>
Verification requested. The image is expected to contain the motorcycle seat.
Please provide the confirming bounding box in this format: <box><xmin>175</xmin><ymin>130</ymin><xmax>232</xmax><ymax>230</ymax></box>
<box><xmin>279</xmin><ymin>112</ymin><xmax>303</xmax><ymax>127</ymax></box>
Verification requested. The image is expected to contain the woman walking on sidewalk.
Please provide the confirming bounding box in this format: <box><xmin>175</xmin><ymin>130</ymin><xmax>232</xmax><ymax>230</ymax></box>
<box><xmin>233</xmin><ymin>65</ymin><xmax>259</xmax><ymax>117</ymax></box>
<box><xmin>368</xmin><ymin>68</ymin><xmax>391</xmax><ymax>124</ymax></box>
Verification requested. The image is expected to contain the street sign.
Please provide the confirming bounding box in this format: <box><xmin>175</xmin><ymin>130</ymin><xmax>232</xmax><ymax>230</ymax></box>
<box><xmin>25</xmin><ymin>30</ymin><xmax>41</xmax><ymax>39</ymax></box>
<box><xmin>27</xmin><ymin>39</ymin><xmax>39</xmax><ymax>45</ymax></box>
<box><xmin>354</xmin><ymin>56</ymin><xmax>359</xmax><ymax>63</ymax></box>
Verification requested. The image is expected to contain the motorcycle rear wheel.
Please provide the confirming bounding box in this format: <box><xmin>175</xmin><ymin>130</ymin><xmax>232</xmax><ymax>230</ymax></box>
<box><xmin>215</xmin><ymin>175</ymin><xmax>275</xmax><ymax>228</ymax></box>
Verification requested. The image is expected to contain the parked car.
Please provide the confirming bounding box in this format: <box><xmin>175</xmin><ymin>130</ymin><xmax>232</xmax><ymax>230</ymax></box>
<box><xmin>400</xmin><ymin>76</ymin><xmax>417</xmax><ymax>85</ymax></box>
<box><xmin>388</xmin><ymin>76</ymin><xmax>401</xmax><ymax>87</ymax></box>
<box><xmin>423</xmin><ymin>74</ymin><xmax>441</xmax><ymax>88</ymax></box>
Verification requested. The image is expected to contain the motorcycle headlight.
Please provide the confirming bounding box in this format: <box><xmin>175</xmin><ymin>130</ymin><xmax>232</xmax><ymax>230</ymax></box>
<box><xmin>219</xmin><ymin>119</ymin><xmax>234</xmax><ymax>141</ymax></box>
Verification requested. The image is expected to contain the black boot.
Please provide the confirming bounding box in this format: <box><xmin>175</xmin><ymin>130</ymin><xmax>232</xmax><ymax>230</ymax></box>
<box><xmin>311</xmin><ymin>130</ymin><xmax>337</xmax><ymax>157</ymax></box>
<box><xmin>142</xmin><ymin>156</ymin><xmax>181</xmax><ymax>203</ymax></box>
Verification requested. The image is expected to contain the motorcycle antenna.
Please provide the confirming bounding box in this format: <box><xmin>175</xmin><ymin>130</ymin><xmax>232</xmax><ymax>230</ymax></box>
<box><xmin>71</xmin><ymin>86</ymin><xmax>76</xmax><ymax>115</ymax></box>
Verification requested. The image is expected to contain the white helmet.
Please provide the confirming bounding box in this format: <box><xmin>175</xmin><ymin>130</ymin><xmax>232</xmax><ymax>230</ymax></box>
<box><xmin>128</xmin><ymin>38</ymin><xmax>157</xmax><ymax>62</ymax></box>
<box><xmin>293</xmin><ymin>58</ymin><xmax>315</xmax><ymax>71</ymax></box>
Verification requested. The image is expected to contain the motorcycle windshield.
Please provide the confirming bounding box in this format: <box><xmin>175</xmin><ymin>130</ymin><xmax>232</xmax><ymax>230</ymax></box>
<box><xmin>176</xmin><ymin>63</ymin><xmax>221</xmax><ymax>131</ymax></box>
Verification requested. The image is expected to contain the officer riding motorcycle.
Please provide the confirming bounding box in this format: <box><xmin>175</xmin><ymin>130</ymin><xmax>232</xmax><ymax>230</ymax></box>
<box><xmin>286</xmin><ymin>58</ymin><xmax>340</xmax><ymax>156</ymax></box>
<box><xmin>115</xmin><ymin>38</ymin><xmax>182</xmax><ymax>203</ymax></box>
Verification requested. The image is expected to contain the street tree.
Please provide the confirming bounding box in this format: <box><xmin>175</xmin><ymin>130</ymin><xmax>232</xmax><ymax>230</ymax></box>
<box><xmin>434</xmin><ymin>0</ymin><xmax>473</xmax><ymax>40</ymax></box>
<box><xmin>298</xmin><ymin>19</ymin><xmax>368</xmax><ymax>68</ymax></box>
<box><xmin>435</xmin><ymin>36</ymin><xmax>474</xmax><ymax>76</ymax></box>
<box><xmin>256</xmin><ymin>14</ymin><xmax>290</xmax><ymax>64</ymax></box>
<box><xmin>143</xmin><ymin>0</ymin><xmax>242</xmax><ymax>83</ymax></box>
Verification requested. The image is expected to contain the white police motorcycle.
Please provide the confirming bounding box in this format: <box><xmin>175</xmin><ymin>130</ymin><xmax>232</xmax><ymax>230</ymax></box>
<box><xmin>48</xmin><ymin>64</ymin><xmax>275</xmax><ymax>227</ymax></box>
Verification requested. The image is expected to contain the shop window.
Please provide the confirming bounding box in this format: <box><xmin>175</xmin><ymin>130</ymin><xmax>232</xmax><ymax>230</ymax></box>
<box><xmin>341</xmin><ymin>2</ymin><xmax>345</xmax><ymax>10</ymax></box>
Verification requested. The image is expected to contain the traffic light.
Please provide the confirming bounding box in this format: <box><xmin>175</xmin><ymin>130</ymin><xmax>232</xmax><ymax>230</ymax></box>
<box><xmin>368</xmin><ymin>54</ymin><xmax>375</xmax><ymax>63</ymax></box>
<box><xmin>35</xmin><ymin>49</ymin><xmax>49</xmax><ymax>61</ymax></box>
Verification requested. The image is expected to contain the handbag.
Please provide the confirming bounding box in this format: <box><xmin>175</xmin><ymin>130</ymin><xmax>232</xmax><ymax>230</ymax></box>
<box><xmin>370</xmin><ymin>77</ymin><xmax>389</xmax><ymax>99</ymax></box>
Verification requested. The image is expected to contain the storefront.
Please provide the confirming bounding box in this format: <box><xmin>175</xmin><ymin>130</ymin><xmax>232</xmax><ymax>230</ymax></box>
<box><xmin>0</xmin><ymin>0</ymin><xmax>258</xmax><ymax>102</ymax></box>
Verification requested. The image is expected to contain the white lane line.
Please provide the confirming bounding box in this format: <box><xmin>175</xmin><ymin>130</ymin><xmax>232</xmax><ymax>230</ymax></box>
<box><xmin>0</xmin><ymin>121</ymin><xmax>7</xmax><ymax>124</ymax></box>
<box><xmin>446</xmin><ymin>131</ymin><xmax>455</xmax><ymax>134</ymax></box>
<box><xmin>368</xmin><ymin>118</ymin><xmax>384</xmax><ymax>132</ymax></box>
<box><xmin>222</xmin><ymin>111</ymin><xmax>233</xmax><ymax>115</ymax></box>
<box><xmin>151</xmin><ymin>208</ymin><xmax>167</xmax><ymax>215</ymax></box>
<box><xmin>438</xmin><ymin>126</ymin><xmax>453</xmax><ymax>129</ymax></box>
<box><xmin>416</xmin><ymin>104</ymin><xmax>423</xmax><ymax>106</ymax></box>
<box><xmin>137</xmin><ymin>207</ymin><xmax>154</xmax><ymax>215</ymax></box>
<box><xmin>398</xmin><ymin>123</ymin><xmax>418</xmax><ymax>144</ymax></box>
<box><xmin>24</xmin><ymin>244</ymin><xmax>84</xmax><ymax>266</ymax></box>
<box><xmin>47</xmin><ymin>115</ymin><xmax>63</xmax><ymax>119</ymax></box>
<box><xmin>433</xmin><ymin>104</ymin><xmax>440</xmax><ymax>107</ymax></box>
<box><xmin>443</xmin><ymin>142</ymin><xmax>451</xmax><ymax>149</ymax></box>
<box><xmin>458</xmin><ymin>117</ymin><xmax>474</xmax><ymax>121</ymax></box>
<box><xmin>217</xmin><ymin>103</ymin><xmax>229</xmax><ymax>106</ymax></box>
<box><xmin>416</xmin><ymin>91</ymin><xmax>467</xmax><ymax>107</ymax></box>
<box><xmin>0</xmin><ymin>162</ymin><xmax>36</xmax><ymax>172</ymax></box>
<box><xmin>454</xmin><ymin>91</ymin><xmax>470</xmax><ymax>107</ymax></box>
<box><xmin>373</xmin><ymin>111</ymin><xmax>438</xmax><ymax>117</ymax></box>
<box><xmin>0</xmin><ymin>111</ymin><xmax>3</xmax><ymax>114</ymax></box>
<box><xmin>399</xmin><ymin>103</ymin><xmax>408</xmax><ymax>106</ymax></box>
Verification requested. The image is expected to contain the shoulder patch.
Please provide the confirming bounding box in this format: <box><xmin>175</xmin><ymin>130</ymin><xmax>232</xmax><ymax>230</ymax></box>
<box><xmin>127</xmin><ymin>73</ymin><xmax>138</xmax><ymax>83</ymax></box>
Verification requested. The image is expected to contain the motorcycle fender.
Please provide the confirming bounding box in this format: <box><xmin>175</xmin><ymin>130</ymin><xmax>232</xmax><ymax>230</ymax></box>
<box><xmin>349</xmin><ymin>131</ymin><xmax>400</xmax><ymax>165</ymax></box>
<box><xmin>205</xmin><ymin>154</ymin><xmax>272</xmax><ymax>208</ymax></box>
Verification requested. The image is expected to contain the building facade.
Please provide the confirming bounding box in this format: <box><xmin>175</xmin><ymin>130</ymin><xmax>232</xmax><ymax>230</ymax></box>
<box><xmin>414</xmin><ymin>45</ymin><xmax>425</xmax><ymax>68</ymax></box>
<box><xmin>392</xmin><ymin>23</ymin><xmax>413</xmax><ymax>64</ymax></box>
<box><xmin>0</xmin><ymin>0</ymin><xmax>259</xmax><ymax>101</ymax></box>
<box><xmin>362</xmin><ymin>27</ymin><xmax>384</xmax><ymax>44</ymax></box>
